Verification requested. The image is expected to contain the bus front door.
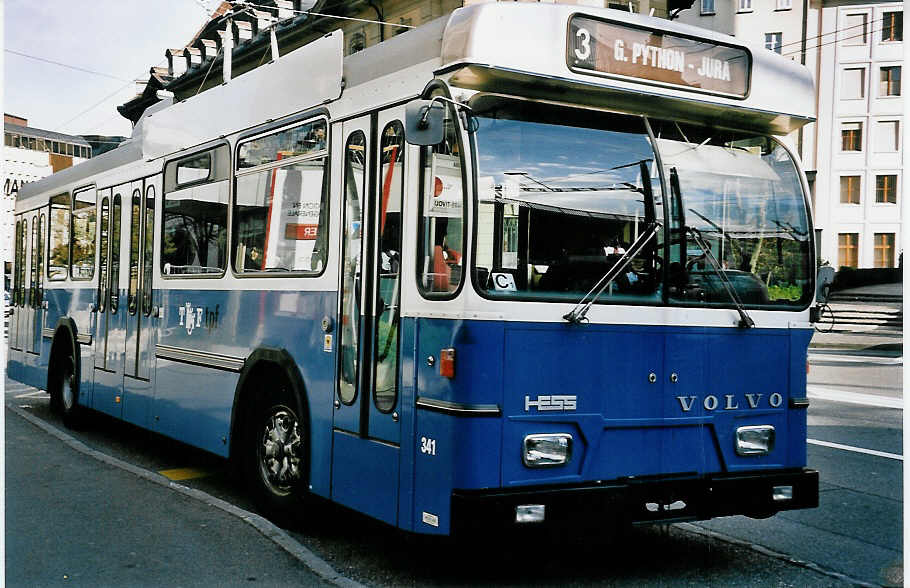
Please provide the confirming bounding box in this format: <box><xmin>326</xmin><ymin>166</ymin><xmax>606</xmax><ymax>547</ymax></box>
<box><xmin>122</xmin><ymin>179</ymin><xmax>157</xmax><ymax>426</ymax></box>
<box><xmin>331</xmin><ymin>111</ymin><xmax>406</xmax><ymax>526</ymax></box>
<box><xmin>92</xmin><ymin>188</ymin><xmax>126</xmax><ymax>418</ymax></box>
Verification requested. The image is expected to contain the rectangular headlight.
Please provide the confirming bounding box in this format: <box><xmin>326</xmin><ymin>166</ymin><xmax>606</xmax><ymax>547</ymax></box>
<box><xmin>523</xmin><ymin>433</ymin><xmax>572</xmax><ymax>467</ymax></box>
<box><xmin>735</xmin><ymin>425</ymin><xmax>775</xmax><ymax>456</ymax></box>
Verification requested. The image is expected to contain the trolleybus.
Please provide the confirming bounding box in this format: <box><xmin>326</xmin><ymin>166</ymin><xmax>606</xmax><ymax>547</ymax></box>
<box><xmin>8</xmin><ymin>2</ymin><xmax>819</xmax><ymax>534</ymax></box>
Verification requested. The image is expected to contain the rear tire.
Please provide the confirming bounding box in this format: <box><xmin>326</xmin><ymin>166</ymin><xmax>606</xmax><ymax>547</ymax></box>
<box><xmin>49</xmin><ymin>353</ymin><xmax>83</xmax><ymax>429</ymax></box>
<box><xmin>242</xmin><ymin>383</ymin><xmax>308</xmax><ymax>521</ymax></box>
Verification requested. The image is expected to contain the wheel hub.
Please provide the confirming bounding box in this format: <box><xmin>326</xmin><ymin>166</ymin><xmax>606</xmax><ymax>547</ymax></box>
<box><xmin>259</xmin><ymin>409</ymin><xmax>302</xmax><ymax>496</ymax></box>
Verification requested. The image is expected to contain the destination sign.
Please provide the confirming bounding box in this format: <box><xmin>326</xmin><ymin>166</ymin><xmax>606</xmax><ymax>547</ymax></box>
<box><xmin>568</xmin><ymin>16</ymin><xmax>751</xmax><ymax>98</ymax></box>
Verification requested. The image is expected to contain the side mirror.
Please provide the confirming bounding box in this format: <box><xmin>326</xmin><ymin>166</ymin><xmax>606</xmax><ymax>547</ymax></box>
<box><xmin>405</xmin><ymin>100</ymin><xmax>445</xmax><ymax>146</ymax></box>
<box><xmin>816</xmin><ymin>266</ymin><xmax>835</xmax><ymax>304</ymax></box>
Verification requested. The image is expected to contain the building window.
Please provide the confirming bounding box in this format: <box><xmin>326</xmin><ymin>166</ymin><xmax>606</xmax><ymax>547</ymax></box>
<box><xmin>880</xmin><ymin>66</ymin><xmax>901</xmax><ymax>96</ymax></box>
<box><xmin>874</xmin><ymin>121</ymin><xmax>900</xmax><ymax>152</ymax></box>
<box><xmin>843</xmin><ymin>14</ymin><xmax>868</xmax><ymax>46</ymax></box>
<box><xmin>876</xmin><ymin>174</ymin><xmax>897</xmax><ymax>203</ymax></box>
<box><xmin>738</xmin><ymin>0</ymin><xmax>752</xmax><ymax>12</ymax></box>
<box><xmin>841</xmin><ymin>122</ymin><xmax>862</xmax><ymax>151</ymax></box>
<box><xmin>840</xmin><ymin>176</ymin><xmax>861</xmax><ymax>204</ymax></box>
<box><xmin>838</xmin><ymin>233</ymin><xmax>859</xmax><ymax>268</ymax></box>
<box><xmin>874</xmin><ymin>233</ymin><xmax>895</xmax><ymax>268</ymax></box>
<box><xmin>882</xmin><ymin>12</ymin><xmax>903</xmax><ymax>42</ymax></box>
<box><xmin>701</xmin><ymin>0</ymin><xmax>714</xmax><ymax>14</ymax></box>
<box><xmin>776</xmin><ymin>0</ymin><xmax>792</xmax><ymax>10</ymax></box>
<box><xmin>841</xmin><ymin>68</ymin><xmax>865</xmax><ymax>99</ymax></box>
<box><xmin>348</xmin><ymin>31</ymin><xmax>365</xmax><ymax>55</ymax></box>
<box><xmin>765</xmin><ymin>32</ymin><xmax>783</xmax><ymax>54</ymax></box>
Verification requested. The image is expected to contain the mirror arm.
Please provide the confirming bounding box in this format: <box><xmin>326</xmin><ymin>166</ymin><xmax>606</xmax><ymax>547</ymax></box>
<box><xmin>419</xmin><ymin>95</ymin><xmax>473</xmax><ymax>129</ymax></box>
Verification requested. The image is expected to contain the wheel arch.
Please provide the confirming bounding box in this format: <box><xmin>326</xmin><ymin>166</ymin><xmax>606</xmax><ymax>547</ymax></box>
<box><xmin>229</xmin><ymin>347</ymin><xmax>309</xmax><ymax>464</ymax></box>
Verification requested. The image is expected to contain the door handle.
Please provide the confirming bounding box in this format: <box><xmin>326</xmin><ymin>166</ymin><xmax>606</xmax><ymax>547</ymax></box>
<box><xmin>151</xmin><ymin>305</ymin><xmax>161</xmax><ymax>318</ymax></box>
<box><xmin>42</xmin><ymin>300</ymin><xmax>48</xmax><ymax>309</ymax></box>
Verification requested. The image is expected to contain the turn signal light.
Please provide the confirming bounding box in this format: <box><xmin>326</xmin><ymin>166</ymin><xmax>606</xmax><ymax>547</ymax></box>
<box><xmin>439</xmin><ymin>348</ymin><xmax>455</xmax><ymax>378</ymax></box>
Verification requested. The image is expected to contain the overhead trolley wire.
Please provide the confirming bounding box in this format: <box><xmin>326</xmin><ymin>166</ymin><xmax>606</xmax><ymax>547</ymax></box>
<box><xmin>4</xmin><ymin>49</ymin><xmax>133</xmax><ymax>81</ymax></box>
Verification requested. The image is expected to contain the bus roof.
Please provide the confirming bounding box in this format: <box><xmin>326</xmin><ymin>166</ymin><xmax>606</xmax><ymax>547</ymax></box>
<box><xmin>440</xmin><ymin>3</ymin><xmax>815</xmax><ymax>135</ymax></box>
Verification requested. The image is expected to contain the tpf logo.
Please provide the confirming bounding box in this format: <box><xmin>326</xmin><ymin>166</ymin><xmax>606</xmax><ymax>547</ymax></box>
<box><xmin>178</xmin><ymin>302</ymin><xmax>204</xmax><ymax>335</ymax></box>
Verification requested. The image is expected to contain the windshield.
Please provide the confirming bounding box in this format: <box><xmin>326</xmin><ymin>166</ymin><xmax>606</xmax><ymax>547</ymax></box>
<box><xmin>651</xmin><ymin>120</ymin><xmax>812</xmax><ymax>308</ymax></box>
<box><xmin>471</xmin><ymin>102</ymin><xmax>813</xmax><ymax>310</ymax></box>
<box><xmin>473</xmin><ymin>102</ymin><xmax>664</xmax><ymax>303</ymax></box>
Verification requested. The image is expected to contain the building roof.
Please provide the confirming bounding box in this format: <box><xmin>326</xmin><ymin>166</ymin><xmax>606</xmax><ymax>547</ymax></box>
<box><xmin>4</xmin><ymin>122</ymin><xmax>91</xmax><ymax>146</ymax></box>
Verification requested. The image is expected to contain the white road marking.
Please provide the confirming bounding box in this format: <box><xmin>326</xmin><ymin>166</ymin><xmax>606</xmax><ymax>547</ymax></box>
<box><xmin>806</xmin><ymin>386</ymin><xmax>903</xmax><ymax>410</ymax></box>
<box><xmin>13</xmin><ymin>390</ymin><xmax>46</xmax><ymax>399</ymax></box>
<box><xmin>808</xmin><ymin>353</ymin><xmax>902</xmax><ymax>366</ymax></box>
<box><xmin>807</xmin><ymin>438</ymin><xmax>903</xmax><ymax>461</ymax></box>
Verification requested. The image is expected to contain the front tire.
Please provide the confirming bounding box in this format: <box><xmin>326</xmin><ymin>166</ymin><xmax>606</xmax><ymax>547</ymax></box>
<box><xmin>242</xmin><ymin>385</ymin><xmax>307</xmax><ymax>520</ymax></box>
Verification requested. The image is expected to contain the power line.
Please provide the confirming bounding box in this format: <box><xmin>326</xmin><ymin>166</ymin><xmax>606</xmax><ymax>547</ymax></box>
<box><xmin>234</xmin><ymin>0</ymin><xmax>416</xmax><ymax>29</ymax></box>
<box><xmin>4</xmin><ymin>49</ymin><xmax>132</xmax><ymax>81</ymax></box>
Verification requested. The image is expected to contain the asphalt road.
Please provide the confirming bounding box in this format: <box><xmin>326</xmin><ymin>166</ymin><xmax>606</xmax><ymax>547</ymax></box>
<box><xmin>4</xmin><ymin>353</ymin><xmax>901</xmax><ymax>586</ymax></box>
<box><xmin>699</xmin><ymin>353</ymin><xmax>904</xmax><ymax>586</ymax></box>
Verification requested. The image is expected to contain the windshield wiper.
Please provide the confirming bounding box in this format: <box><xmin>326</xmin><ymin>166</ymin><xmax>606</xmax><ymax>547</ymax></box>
<box><xmin>563</xmin><ymin>222</ymin><xmax>660</xmax><ymax>324</ymax></box>
<box><xmin>685</xmin><ymin>227</ymin><xmax>755</xmax><ymax>329</ymax></box>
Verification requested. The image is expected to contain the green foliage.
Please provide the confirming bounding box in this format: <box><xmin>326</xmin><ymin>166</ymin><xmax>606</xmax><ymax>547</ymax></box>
<box><xmin>767</xmin><ymin>283</ymin><xmax>802</xmax><ymax>301</ymax></box>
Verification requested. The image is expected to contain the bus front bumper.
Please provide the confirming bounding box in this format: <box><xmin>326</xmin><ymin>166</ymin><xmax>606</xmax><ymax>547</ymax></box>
<box><xmin>451</xmin><ymin>469</ymin><xmax>818</xmax><ymax>533</ymax></box>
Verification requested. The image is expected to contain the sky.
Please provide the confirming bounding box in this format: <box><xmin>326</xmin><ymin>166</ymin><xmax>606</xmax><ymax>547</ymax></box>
<box><xmin>3</xmin><ymin>0</ymin><xmax>217</xmax><ymax>138</ymax></box>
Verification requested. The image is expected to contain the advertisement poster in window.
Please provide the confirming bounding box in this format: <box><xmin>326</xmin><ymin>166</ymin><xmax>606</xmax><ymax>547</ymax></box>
<box><xmin>424</xmin><ymin>154</ymin><xmax>462</xmax><ymax>218</ymax></box>
<box><xmin>264</xmin><ymin>163</ymin><xmax>324</xmax><ymax>271</ymax></box>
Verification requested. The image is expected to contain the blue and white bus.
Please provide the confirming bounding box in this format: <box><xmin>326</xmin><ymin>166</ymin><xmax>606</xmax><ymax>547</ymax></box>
<box><xmin>8</xmin><ymin>3</ymin><xmax>819</xmax><ymax>535</ymax></box>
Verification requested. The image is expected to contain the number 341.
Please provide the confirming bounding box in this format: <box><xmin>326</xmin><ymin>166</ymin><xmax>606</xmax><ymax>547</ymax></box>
<box><xmin>420</xmin><ymin>436</ymin><xmax>437</xmax><ymax>456</ymax></box>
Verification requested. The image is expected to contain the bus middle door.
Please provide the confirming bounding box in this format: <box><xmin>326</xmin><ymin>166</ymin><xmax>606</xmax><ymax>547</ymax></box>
<box><xmin>331</xmin><ymin>111</ymin><xmax>406</xmax><ymax>526</ymax></box>
<box><xmin>122</xmin><ymin>180</ymin><xmax>157</xmax><ymax>426</ymax></box>
<box><xmin>92</xmin><ymin>187</ymin><xmax>126</xmax><ymax>418</ymax></box>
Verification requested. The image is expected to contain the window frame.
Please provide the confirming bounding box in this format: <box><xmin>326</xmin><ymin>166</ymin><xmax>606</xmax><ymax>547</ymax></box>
<box><xmin>875</xmin><ymin>174</ymin><xmax>898</xmax><ymax>204</ymax></box>
<box><xmin>842</xmin><ymin>13</ymin><xmax>869</xmax><ymax>47</ymax></box>
<box><xmin>881</xmin><ymin>11</ymin><xmax>903</xmax><ymax>43</ymax></box>
<box><xmin>840</xmin><ymin>121</ymin><xmax>863</xmax><ymax>152</ymax></box>
<box><xmin>873</xmin><ymin>233</ymin><xmax>896</xmax><ymax>268</ymax></box>
<box><xmin>840</xmin><ymin>67</ymin><xmax>866</xmax><ymax>100</ymax></box>
<box><xmin>231</xmin><ymin>113</ymin><xmax>331</xmax><ymax>279</ymax></box>
<box><xmin>879</xmin><ymin>65</ymin><xmax>902</xmax><ymax>98</ymax></box>
<box><xmin>700</xmin><ymin>0</ymin><xmax>715</xmax><ymax>14</ymax></box>
<box><xmin>47</xmin><ymin>192</ymin><xmax>71</xmax><ymax>282</ymax></box>
<box><xmin>737</xmin><ymin>0</ymin><xmax>752</xmax><ymax>13</ymax></box>
<box><xmin>161</xmin><ymin>141</ymin><xmax>232</xmax><ymax>280</ymax></box>
<box><xmin>70</xmin><ymin>184</ymin><xmax>97</xmax><ymax>281</ymax></box>
<box><xmin>837</xmin><ymin>232</ymin><xmax>859</xmax><ymax>268</ymax></box>
<box><xmin>874</xmin><ymin>120</ymin><xmax>900</xmax><ymax>152</ymax></box>
<box><xmin>839</xmin><ymin>175</ymin><xmax>861</xmax><ymax>204</ymax></box>
<box><xmin>764</xmin><ymin>32</ymin><xmax>783</xmax><ymax>54</ymax></box>
<box><xmin>416</xmin><ymin>86</ymin><xmax>469</xmax><ymax>301</ymax></box>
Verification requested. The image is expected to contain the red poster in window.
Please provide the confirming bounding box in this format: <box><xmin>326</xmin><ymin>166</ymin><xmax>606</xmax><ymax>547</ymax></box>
<box><xmin>285</xmin><ymin>223</ymin><xmax>319</xmax><ymax>240</ymax></box>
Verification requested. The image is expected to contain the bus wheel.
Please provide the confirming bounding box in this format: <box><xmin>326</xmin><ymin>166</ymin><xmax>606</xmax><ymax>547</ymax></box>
<box><xmin>50</xmin><ymin>354</ymin><xmax>82</xmax><ymax>429</ymax></box>
<box><xmin>243</xmin><ymin>387</ymin><xmax>306</xmax><ymax>518</ymax></box>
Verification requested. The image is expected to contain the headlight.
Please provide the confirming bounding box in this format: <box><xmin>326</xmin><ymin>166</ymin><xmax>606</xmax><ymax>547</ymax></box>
<box><xmin>522</xmin><ymin>433</ymin><xmax>572</xmax><ymax>467</ymax></box>
<box><xmin>735</xmin><ymin>425</ymin><xmax>775</xmax><ymax>456</ymax></box>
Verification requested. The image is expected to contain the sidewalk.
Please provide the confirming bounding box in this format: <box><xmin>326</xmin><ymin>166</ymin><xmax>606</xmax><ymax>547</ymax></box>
<box><xmin>5</xmin><ymin>405</ymin><xmax>333</xmax><ymax>587</ymax></box>
<box><xmin>810</xmin><ymin>282</ymin><xmax>902</xmax><ymax>356</ymax></box>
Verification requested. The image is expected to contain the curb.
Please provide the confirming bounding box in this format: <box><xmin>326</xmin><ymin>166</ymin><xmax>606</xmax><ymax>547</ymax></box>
<box><xmin>676</xmin><ymin>523</ymin><xmax>887</xmax><ymax>588</ymax></box>
<box><xmin>6</xmin><ymin>401</ymin><xmax>365</xmax><ymax>588</ymax></box>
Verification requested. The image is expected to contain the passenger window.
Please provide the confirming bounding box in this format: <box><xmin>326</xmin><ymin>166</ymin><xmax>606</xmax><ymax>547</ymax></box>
<box><xmin>374</xmin><ymin>121</ymin><xmax>404</xmax><ymax>413</ymax></box>
<box><xmin>162</xmin><ymin>145</ymin><xmax>230</xmax><ymax>276</ymax></box>
<box><xmin>71</xmin><ymin>187</ymin><xmax>96</xmax><ymax>280</ymax></box>
<box><xmin>48</xmin><ymin>193</ymin><xmax>70</xmax><ymax>281</ymax></box>
<box><xmin>143</xmin><ymin>187</ymin><xmax>155</xmax><ymax>315</ymax></box>
<box><xmin>98</xmin><ymin>197</ymin><xmax>110</xmax><ymax>312</ymax></box>
<box><xmin>18</xmin><ymin>219</ymin><xmax>27</xmax><ymax>305</ymax></box>
<box><xmin>30</xmin><ymin>220</ymin><xmax>37</xmax><ymax>306</ymax></box>
<box><xmin>417</xmin><ymin>100</ymin><xmax>466</xmax><ymax>297</ymax></box>
<box><xmin>128</xmin><ymin>190</ymin><xmax>141</xmax><ymax>314</ymax></box>
<box><xmin>176</xmin><ymin>153</ymin><xmax>211</xmax><ymax>186</ymax></box>
<box><xmin>233</xmin><ymin>118</ymin><xmax>330</xmax><ymax>274</ymax></box>
<box><xmin>110</xmin><ymin>195</ymin><xmax>121</xmax><ymax>313</ymax></box>
<box><xmin>13</xmin><ymin>220</ymin><xmax>21</xmax><ymax>306</ymax></box>
<box><xmin>339</xmin><ymin>131</ymin><xmax>366</xmax><ymax>406</ymax></box>
<box><xmin>37</xmin><ymin>214</ymin><xmax>45</xmax><ymax>305</ymax></box>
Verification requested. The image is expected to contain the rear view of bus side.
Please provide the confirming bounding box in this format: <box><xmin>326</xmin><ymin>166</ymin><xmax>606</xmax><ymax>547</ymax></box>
<box><xmin>7</xmin><ymin>3</ymin><xmax>819</xmax><ymax>536</ymax></box>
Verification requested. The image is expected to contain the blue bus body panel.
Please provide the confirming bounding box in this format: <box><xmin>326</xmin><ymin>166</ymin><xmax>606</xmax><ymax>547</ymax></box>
<box><xmin>410</xmin><ymin>317</ymin><xmax>811</xmax><ymax>534</ymax></box>
<box><xmin>154</xmin><ymin>288</ymin><xmax>338</xmax><ymax>494</ymax></box>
